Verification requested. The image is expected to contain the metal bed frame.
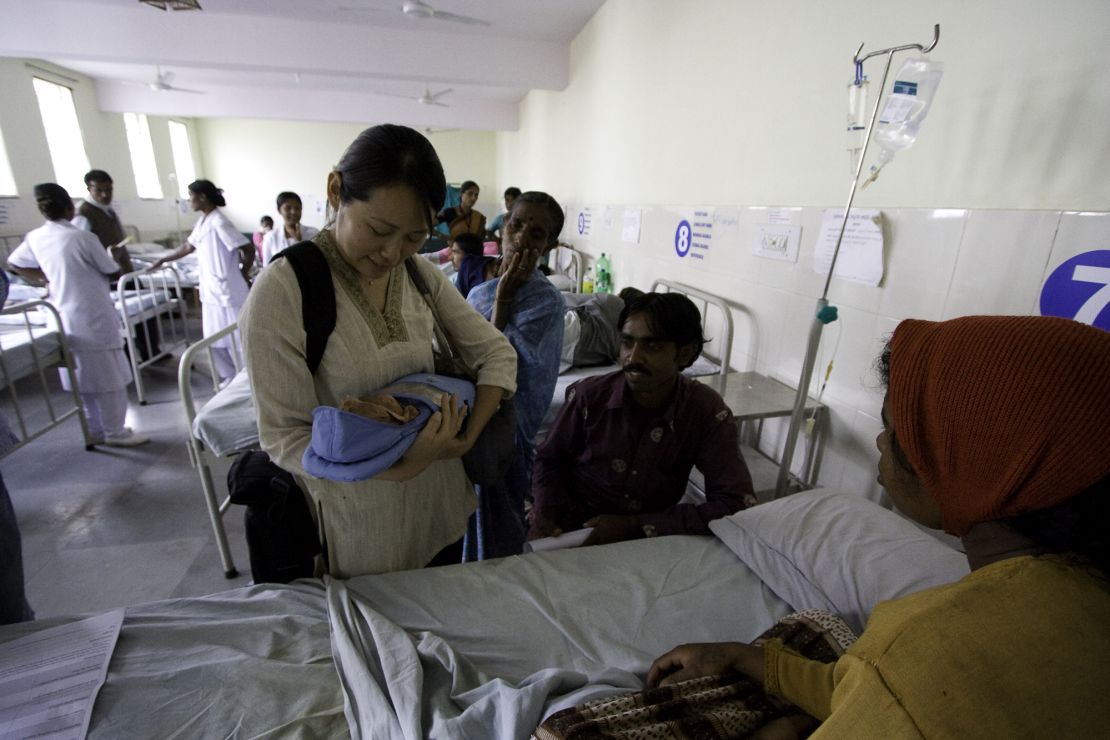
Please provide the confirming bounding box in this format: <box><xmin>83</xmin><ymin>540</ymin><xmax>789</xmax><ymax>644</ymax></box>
<box><xmin>178</xmin><ymin>322</ymin><xmax>245</xmax><ymax>578</ymax></box>
<box><xmin>116</xmin><ymin>266</ymin><xmax>192</xmax><ymax>404</ymax></box>
<box><xmin>0</xmin><ymin>300</ymin><xmax>92</xmax><ymax>457</ymax></box>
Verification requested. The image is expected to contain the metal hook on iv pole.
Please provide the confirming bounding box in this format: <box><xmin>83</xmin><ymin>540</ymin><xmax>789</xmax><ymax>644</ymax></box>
<box><xmin>772</xmin><ymin>24</ymin><xmax>940</xmax><ymax>499</ymax></box>
<box><xmin>854</xmin><ymin>24</ymin><xmax>940</xmax><ymax>65</ymax></box>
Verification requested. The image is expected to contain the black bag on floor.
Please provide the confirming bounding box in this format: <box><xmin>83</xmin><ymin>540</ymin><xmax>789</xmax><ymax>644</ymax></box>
<box><xmin>227</xmin><ymin>450</ymin><xmax>320</xmax><ymax>584</ymax></box>
<box><xmin>226</xmin><ymin>240</ymin><xmax>333</xmax><ymax>583</ymax></box>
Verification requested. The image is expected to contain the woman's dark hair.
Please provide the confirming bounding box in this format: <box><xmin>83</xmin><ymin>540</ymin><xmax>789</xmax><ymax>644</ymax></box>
<box><xmin>459</xmin><ymin>180</ymin><xmax>478</xmax><ymax>194</ymax></box>
<box><xmin>876</xmin><ymin>335</ymin><xmax>1110</xmax><ymax>580</ymax></box>
<box><xmin>34</xmin><ymin>183</ymin><xmax>72</xmax><ymax>221</ymax></box>
<box><xmin>275</xmin><ymin>191</ymin><xmax>301</xmax><ymax>210</ymax></box>
<box><xmin>188</xmin><ymin>179</ymin><xmax>226</xmax><ymax>207</ymax></box>
<box><xmin>513</xmin><ymin>191</ymin><xmax>565</xmax><ymax>243</ymax></box>
<box><xmin>504</xmin><ymin>186</ymin><xmax>521</xmax><ymax>198</ymax></box>
<box><xmin>452</xmin><ymin>232</ymin><xmax>484</xmax><ymax>257</ymax></box>
<box><xmin>260</xmin><ymin>215</ymin><xmax>274</xmax><ymax>228</ymax></box>
<box><xmin>618</xmin><ymin>292</ymin><xmax>707</xmax><ymax>369</ymax></box>
<box><xmin>334</xmin><ymin>125</ymin><xmax>446</xmax><ymax>224</ymax></box>
<box><xmin>618</xmin><ymin>286</ymin><xmax>645</xmax><ymax>304</ymax></box>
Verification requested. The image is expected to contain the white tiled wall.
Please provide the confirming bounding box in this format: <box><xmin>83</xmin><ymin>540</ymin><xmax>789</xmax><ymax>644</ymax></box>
<box><xmin>560</xmin><ymin>203</ymin><xmax>1110</xmax><ymax>494</ymax></box>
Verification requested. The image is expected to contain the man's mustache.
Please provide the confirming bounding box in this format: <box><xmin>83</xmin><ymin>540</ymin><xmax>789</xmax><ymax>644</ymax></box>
<box><xmin>623</xmin><ymin>364</ymin><xmax>650</xmax><ymax>375</ymax></box>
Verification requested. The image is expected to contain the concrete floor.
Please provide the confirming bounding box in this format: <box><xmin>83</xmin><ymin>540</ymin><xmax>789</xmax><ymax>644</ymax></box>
<box><xmin>3</xmin><ymin>348</ymin><xmax>252</xmax><ymax>619</ymax></box>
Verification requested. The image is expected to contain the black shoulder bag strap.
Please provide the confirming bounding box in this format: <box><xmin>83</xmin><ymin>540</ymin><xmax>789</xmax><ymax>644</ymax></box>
<box><xmin>403</xmin><ymin>257</ymin><xmax>466</xmax><ymax>371</ymax></box>
<box><xmin>275</xmin><ymin>240</ymin><xmax>336</xmax><ymax>376</ymax></box>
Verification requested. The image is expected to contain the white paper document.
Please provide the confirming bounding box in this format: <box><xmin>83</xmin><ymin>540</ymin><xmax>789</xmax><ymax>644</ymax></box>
<box><xmin>621</xmin><ymin>208</ymin><xmax>642</xmax><ymax>243</ymax></box>
<box><xmin>0</xmin><ymin>610</ymin><xmax>124</xmax><ymax>740</ymax></box>
<box><xmin>814</xmin><ymin>208</ymin><xmax>884</xmax><ymax>286</ymax></box>
<box><xmin>523</xmin><ymin>527</ymin><xmax>594</xmax><ymax>553</ymax></box>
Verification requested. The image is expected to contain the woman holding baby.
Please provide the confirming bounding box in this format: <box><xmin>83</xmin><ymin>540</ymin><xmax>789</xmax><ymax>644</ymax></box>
<box><xmin>240</xmin><ymin>125</ymin><xmax>516</xmax><ymax>577</ymax></box>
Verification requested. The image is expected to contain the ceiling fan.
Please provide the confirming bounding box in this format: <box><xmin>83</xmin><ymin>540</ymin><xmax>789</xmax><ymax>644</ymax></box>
<box><xmin>138</xmin><ymin>0</ymin><xmax>202</xmax><ymax>10</ymax></box>
<box><xmin>378</xmin><ymin>87</ymin><xmax>453</xmax><ymax>106</ymax></box>
<box><xmin>122</xmin><ymin>67</ymin><xmax>204</xmax><ymax>94</ymax></box>
<box><xmin>340</xmin><ymin>1</ymin><xmax>491</xmax><ymax>27</ymax></box>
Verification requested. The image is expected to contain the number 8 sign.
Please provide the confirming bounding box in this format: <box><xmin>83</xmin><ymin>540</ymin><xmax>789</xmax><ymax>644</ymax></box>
<box><xmin>674</xmin><ymin>220</ymin><xmax>692</xmax><ymax>258</ymax></box>
<box><xmin>1039</xmin><ymin>250</ymin><xmax>1110</xmax><ymax>331</ymax></box>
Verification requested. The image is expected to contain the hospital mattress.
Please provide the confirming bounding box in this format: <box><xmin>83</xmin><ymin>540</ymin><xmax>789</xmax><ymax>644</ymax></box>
<box><xmin>0</xmin><ymin>325</ymin><xmax>62</xmax><ymax>389</ymax></box>
<box><xmin>0</xmin><ymin>534</ymin><xmax>790</xmax><ymax>738</ymax></box>
<box><xmin>191</xmin><ymin>368</ymin><xmax>256</xmax><ymax>457</ymax></box>
<box><xmin>112</xmin><ymin>288</ymin><xmax>173</xmax><ymax>319</ymax></box>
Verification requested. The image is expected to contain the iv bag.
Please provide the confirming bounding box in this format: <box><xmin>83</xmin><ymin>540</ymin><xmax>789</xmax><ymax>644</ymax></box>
<box><xmin>862</xmin><ymin>57</ymin><xmax>944</xmax><ymax>187</ymax></box>
<box><xmin>847</xmin><ymin>77</ymin><xmax>870</xmax><ymax>174</ymax></box>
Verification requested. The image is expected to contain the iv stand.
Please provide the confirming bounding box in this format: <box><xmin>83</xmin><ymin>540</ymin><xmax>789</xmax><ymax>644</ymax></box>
<box><xmin>772</xmin><ymin>24</ymin><xmax>940</xmax><ymax>499</ymax></box>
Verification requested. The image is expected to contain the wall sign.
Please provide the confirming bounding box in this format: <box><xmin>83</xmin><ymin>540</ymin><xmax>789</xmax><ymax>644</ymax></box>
<box><xmin>576</xmin><ymin>207</ymin><xmax>593</xmax><ymax>237</ymax></box>
<box><xmin>1040</xmin><ymin>249</ymin><xmax>1110</xmax><ymax>330</ymax></box>
<box><xmin>672</xmin><ymin>208</ymin><xmax>714</xmax><ymax>260</ymax></box>
<box><xmin>674</xmin><ymin>219</ymin><xmax>692</xmax><ymax>257</ymax></box>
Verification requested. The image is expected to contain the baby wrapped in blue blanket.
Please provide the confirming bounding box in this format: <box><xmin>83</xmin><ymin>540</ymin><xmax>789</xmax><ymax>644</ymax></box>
<box><xmin>303</xmin><ymin>373</ymin><xmax>474</xmax><ymax>482</ymax></box>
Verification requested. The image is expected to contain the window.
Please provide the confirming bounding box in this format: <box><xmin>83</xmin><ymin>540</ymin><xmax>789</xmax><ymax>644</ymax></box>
<box><xmin>123</xmin><ymin>113</ymin><xmax>163</xmax><ymax>199</ymax></box>
<box><xmin>168</xmin><ymin>120</ymin><xmax>196</xmax><ymax>200</ymax></box>
<box><xmin>32</xmin><ymin>77</ymin><xmax>90</xmax><ymax>197</ymax></box>
<box><xmin>0</xmin><ymin>125</ymin><xmax>17</xmax><ymax>197</ymax></box>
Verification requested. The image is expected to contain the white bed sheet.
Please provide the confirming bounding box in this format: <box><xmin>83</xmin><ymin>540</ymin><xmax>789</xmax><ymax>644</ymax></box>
<box><xmin>0</xmin><ymin>326</ymin><xmax>62</xmax><ymax>388</ymax></box>
<box><xmin>0</xmin><ymin>535</ymin><xmax>790</xmax><ymax>739</ymax></box>
<box><xmin>191</xmin><ymin>368</ymin><xmax>257</xmax><ymax>456</ymax></box>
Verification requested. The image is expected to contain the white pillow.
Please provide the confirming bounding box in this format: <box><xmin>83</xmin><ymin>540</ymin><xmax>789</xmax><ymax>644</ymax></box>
<box><xmin>709</xmin><ymin>488</ymin><xmax>969</xmax><ymax>634</ymax></box>
<box><xmin>547</xmin><ymin>273</ymin><xmax>576</xmax><ymax>292</ymax></box>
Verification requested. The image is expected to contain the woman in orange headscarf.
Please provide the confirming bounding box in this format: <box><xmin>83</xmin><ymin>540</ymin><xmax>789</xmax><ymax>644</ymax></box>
<box><xmin>647</xmin><ymin>315</ymin><xmax>1110</xmax><ymax>738</ymax></box>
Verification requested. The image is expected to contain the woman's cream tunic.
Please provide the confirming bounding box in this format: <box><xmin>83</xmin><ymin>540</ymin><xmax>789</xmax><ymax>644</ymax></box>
<box><xmin>241</xmin><ymin>231</ymin><xmax>516</xmax><ymax>577</ymax></box>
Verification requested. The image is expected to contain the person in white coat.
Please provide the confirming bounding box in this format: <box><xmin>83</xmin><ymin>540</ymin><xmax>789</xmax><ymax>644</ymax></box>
<box><xmin>7</xmin><ymin>183</ymin><xmax>148</xmax><ymax>447</ymax></box>
<box><xmin>149</xmin><ymin>179</ymin><xmax>254</xmax><ymax>381</ymax></box>
<box><xmin>261</xmin><ymin>191</ymin><xmax>319</xmax><ymax>266</ymax></box>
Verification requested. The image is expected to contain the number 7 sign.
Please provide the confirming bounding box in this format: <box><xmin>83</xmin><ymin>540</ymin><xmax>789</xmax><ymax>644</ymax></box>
<box><xmin>1040</xmin><ymin>250</ymin><xmax>1110</xmax><ymax>330</ymax></box>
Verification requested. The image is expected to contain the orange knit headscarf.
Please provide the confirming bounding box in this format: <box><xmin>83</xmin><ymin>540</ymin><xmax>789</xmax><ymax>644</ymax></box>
<box><xmin>888</xmin><ymin>316</ymin><xmax>1110</xmax><ymax>536</ymax></box>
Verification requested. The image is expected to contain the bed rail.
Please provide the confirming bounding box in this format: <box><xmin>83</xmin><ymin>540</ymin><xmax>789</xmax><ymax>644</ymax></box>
<box><xmin>551</xmin><ymin>246</ymin><xmax>583</xmax><ymax>292</ymax></box>
<box><xmin>117</xmin><ymin>266</ymin><xmax>192</xmax><ymax>404</ymax></box>
<box><xmin>0</xmin><ymin>300</ymin><xmax>92</xmax><ymax>457</ymax></box>
<box><xmin>650</xmin><ymin>278</ymin><xmax>733</xmax><ymax>377</ymax></box>
<box><xmin>178</xmin><ymin>323</ymin><xmax>244</xmax><ymax>578</ymax></box>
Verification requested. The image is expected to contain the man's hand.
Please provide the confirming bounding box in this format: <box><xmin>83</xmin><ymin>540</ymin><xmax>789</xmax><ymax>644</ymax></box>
<box><xmin>581</xmin><ymin>514</ymin><xmax>641</xmax><ymax>546</ymax></box>
<box><xmin>646</xmin><ymin>642</ymin><xmax>764</xmax><ymax>688</ymax></box>
<box><xmin>527</xmin><ymin>512</ymin><xmax>563</xmax><ymax>540</ymax></box>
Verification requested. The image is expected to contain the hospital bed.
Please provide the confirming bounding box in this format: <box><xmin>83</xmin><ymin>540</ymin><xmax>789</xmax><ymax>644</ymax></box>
<box><xmin>548</xmin><ymin>245</ymin><xmax>583</xmax><ymax>292</ymax></box>
<box><xmin>0</xmin><ymin>298</ymin><xmax>92</xmax><ymax>457</ymax></box>
<box><xmin>179</xmin><ymin>322</ymin><xmax>247</xmax><ymax>578</ymax></box>
<box><xmin>0</xmin><ymin>487</ymin><xmax>969</xmax><ymax>737</ymax></box>
<box><xmin>114</xmin><ymin>267</ymin><xmax>191</xmax><ymax>404</ymax></box>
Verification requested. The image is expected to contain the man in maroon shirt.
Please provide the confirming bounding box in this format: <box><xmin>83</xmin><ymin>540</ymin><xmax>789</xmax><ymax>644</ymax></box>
<box><xmin>529</xmin><ymin>292</ymin><xmax>755</xmax><ymax>546</ymax></box>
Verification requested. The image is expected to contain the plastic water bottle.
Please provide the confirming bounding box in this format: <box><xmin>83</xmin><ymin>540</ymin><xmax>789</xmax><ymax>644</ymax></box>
<box><xmin>596</xmin><ymin>253</ymin><xmax>612</xmax><ymax>294</ymax></box>
<box><xmin>582</xmin><ymin>267</ymin><xmax>595</xmax><ymax>294</ymax></box>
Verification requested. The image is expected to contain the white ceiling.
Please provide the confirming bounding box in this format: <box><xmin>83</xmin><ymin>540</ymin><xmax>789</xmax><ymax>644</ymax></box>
<box><xmin>0</xmin><ymin>0</ymin><xmax>607</xmax><ymax>130</ymax></box>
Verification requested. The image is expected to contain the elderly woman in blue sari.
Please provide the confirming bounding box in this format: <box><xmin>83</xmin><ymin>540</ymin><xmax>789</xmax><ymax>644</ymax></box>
<box><xmin>464</xmin><ymin>192</ymin><xmax>566</xmax><ymax>559</ymax></box>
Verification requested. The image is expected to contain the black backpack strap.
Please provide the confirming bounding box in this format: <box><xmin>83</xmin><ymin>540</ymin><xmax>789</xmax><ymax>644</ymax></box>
<box><xmin>403</xmin><ymin>256</ymin><xmax>431</xmax><ymax>296</ymax></box>
<box><xmin>275</xmin><ymin>241</ymin><xmax>335</xmax><ymax>376</ymax></box>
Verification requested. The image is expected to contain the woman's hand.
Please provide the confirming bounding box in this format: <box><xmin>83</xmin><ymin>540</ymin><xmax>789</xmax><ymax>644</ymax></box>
<box><xmin>646</xmin><ymin>642</ymin><xmax>764</xmax><ymax>688</ymax></box>
<box><xmin>378</xmin><ymin>393</ymin><xmax>468</xmax><ymax>481</ymax></box>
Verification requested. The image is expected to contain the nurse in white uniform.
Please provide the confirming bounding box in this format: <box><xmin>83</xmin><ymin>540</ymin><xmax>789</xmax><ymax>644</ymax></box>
<box><xmin>150</xmin><ymin>179</ymin><xmax>254</xmax><ymax>381</ymax></box>
<box><xmin>260</xmin><ymin>191</ymin><xmax>319</xmax><ymax>265</ymax></box>
<box><xmin>6</xmin><ymin>183</ymin><xmax>148</xmax><ymax>447</ymax></box>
